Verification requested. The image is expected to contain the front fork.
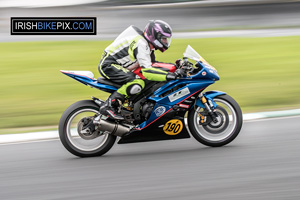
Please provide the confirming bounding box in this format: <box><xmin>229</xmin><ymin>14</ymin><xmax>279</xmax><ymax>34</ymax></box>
<box><xmin>199</xmin><ymin>94</ymin><xmax>219</xmax><ymax>123</ymax></box>
<box><xmin>196</xmin><ymin>91</ymin><xmax>228</xmax><ymax>125</ymax></box>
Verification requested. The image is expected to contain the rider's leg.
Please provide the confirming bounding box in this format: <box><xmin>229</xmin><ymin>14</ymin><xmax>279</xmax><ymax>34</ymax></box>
<box><xmin>99</xmin><ymin>79</ymin><xmax>145</xmax><ymax>120</ymax></box>
<box><xmin>99</xmin><ymin>62</ymin><xmax>136</xmax><ymax>84</ymax></box>
<box><xmin>99</xmin><ymin>61</ymin><xmax>145</xmax><ymax>120</ymax></box>
<box><xmin>116</xmin><ymin>79</ymin><xmax>145</xmax><ymax>98</ymax></box>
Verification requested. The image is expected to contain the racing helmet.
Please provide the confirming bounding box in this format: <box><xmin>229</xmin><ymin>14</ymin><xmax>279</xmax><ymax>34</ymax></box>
<box><xmin>144</xmin><ymin>20</ymin><xmax>172</xmax><ymax>52</ymax></box>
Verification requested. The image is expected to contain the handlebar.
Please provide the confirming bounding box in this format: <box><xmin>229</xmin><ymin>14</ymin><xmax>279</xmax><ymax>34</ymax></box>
<box><xmin>176</xmin><ymin>57</ymin><xmax>194</xmax><ymax>77</ymax></box>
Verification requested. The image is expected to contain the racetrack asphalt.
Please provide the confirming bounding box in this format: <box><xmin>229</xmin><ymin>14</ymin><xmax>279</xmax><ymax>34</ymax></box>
<box><xmin>0</xmin><ymin>116</ymin><xmax>300</xmax><ymax>199</ymax></box>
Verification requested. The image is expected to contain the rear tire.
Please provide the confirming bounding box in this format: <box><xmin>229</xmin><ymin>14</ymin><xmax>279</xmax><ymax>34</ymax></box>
<box><xmin>188</xmin><ymin>94</ymin><xmax>243</xmax><ymax>147</ymax></box>
<box><xmin>59</xmin><ymin>100</ymin><xmax>116</xmax><ymax>157</ymax></box>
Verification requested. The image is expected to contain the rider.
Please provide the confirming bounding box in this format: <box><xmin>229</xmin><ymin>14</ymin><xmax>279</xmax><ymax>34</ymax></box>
<box><xmin>98</xmin><ymin>20</ymin><xmax>183</xmax><ymax>120</ymax></box>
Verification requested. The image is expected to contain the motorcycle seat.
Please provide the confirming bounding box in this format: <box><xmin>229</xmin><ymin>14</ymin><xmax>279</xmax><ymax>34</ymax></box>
<box><xmin>97</xmin><ymin>77</ymin><xmax>122</xmax><ymax>88</ymax></box>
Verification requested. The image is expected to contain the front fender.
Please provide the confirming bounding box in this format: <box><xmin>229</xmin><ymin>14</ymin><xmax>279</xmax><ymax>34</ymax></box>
<box><xmin>195</xmin><ymin>91</ymin><xmax>226</xmax><ymax>109</ymax></box>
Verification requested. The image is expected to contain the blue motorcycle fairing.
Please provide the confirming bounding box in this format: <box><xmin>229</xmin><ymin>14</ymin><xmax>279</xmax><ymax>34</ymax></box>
<box><xmin>137</xmin><ymin>104</ymin><xmax>173</xmax><ymax>130</ymax></box>
<box><xmin>138</xmin><ymin>80</ymin><xmax>210</xmax><ymax>129</ymax></box>
<box><xmin>195</xmin><ymin>91</ymin><xmax>226</xmax><ymax>109</ymax></box>
<box><xmin>61</xmin><ymin>70</ymin><xmax>119</xmax><ymax>93</ymax></box>
<box><xmin>189</xmin><ymin>61</ymin><xmax>220</xmax><ymax>81</ymax></box>
<box><xmin>149</xmin><ymin>79</ymin><xmax>214</xmax><ymax>105</ymax></box>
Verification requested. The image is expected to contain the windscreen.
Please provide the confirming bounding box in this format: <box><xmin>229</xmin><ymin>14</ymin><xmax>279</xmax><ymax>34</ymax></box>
<box><xmin>183</xmin><ymin>45</ymin><xmax>216</xmax><ymax>71</ymax></box>
<box><xmin>183</xmin><ymin>45</ymin><xmax>201</xmax><ymax>61</ymax></box>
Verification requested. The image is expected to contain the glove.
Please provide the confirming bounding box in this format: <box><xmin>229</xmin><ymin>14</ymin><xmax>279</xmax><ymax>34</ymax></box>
<box><xmin>166</xmin><ymin>72</ymin><xmax>180</xmax><ymax>81</ymax></box>
<box><xmin>166</xmin><ymin>67</ymin><xmax>188</xmax><ymax>80</ymax></box>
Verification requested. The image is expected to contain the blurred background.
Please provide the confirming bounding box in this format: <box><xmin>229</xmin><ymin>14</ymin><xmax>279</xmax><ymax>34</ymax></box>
<box><xmin>0</xmin><ymin>0</ymin><xmax>299</xmax><ymax>133</ymax></box>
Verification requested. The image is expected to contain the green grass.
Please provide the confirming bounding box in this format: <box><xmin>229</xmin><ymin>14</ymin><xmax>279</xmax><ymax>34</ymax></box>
<box><xmin>0</xmin><ymin>36</ymin><xmax>300</xmax><ymax>133</ymax></box>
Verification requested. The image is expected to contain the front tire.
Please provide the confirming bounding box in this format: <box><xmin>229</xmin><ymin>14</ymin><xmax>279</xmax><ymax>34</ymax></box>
<box><xmin>188</xmin><ymin>94</ymin><xmax>243</xmax><ymax>147</ymax></box>
<box><xmin>59</xmin><ymin>100</ymin><xmax>116</xmax><ymax>157</ymax></box>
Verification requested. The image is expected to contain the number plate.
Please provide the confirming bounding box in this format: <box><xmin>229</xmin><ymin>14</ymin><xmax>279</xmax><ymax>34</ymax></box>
<box><xmin>163</xmin><ymin>119</ymin><xmax>183</xmax><ymax>135</ymax></box>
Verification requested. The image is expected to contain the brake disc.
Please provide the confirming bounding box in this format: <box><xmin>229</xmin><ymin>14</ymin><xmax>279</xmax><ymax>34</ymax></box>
<box><xmin>77</xmin><ymin>117</ymin><xmax>101</xmax><ymax>140</ymax></box>
<box><xmin>202</xmin><ymin>106</ymin><xmax>229</xmax><ymax>134</ymax></box>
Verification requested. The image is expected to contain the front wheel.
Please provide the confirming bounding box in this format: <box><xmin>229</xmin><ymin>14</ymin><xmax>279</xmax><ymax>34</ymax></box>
<box><xmin>59</xmin><ymin>100</ymin><xmax>116</xmax><ymax>157</ymax></box>
<box><xmin>188</xmin><ymin>94</ymin><xmax>243</xmax><ymax>147</ymax></box>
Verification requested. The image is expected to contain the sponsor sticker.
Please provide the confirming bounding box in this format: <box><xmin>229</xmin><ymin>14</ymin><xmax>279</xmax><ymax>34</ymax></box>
<box><xmin>179</xmin><ymin>104</ymin><xmax>189</xmax><ymax>108</ymax></box>
<box><xmin>202</xmin><ymin>71</ymin><xmax>207</xmax><ymax>76</ymax></box>
<box><xmin>163</xmin><ymin>119</ymin><xmax>183</xmax><ymax>135</ymax></box>
<box><xmin>168</xmin><ymin>87</ymin><xmax>190</xmax><ymax>102</ymax></box>
<box><xmin>154</xmin><ymin>106</ymin><xmax>166</xmax><ymax>117</ymax></box>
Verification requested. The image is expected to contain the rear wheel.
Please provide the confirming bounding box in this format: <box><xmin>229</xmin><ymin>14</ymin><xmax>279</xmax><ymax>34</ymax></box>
<box><xmin>59</xmin><ymin>100</ymin><xmax>116</xmax><ymax>157</ymax></box>
<box><xmin>188</xmin><ymin>94</ymin><xmax>243</xmax><ymax>147</ymax></box>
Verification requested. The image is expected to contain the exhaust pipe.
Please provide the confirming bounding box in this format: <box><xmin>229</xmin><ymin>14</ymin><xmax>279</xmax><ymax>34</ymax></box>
<box><xmin>93</xmin><ymin>117</ymin><xmax>130</xmax><ymax>137</ymax></box>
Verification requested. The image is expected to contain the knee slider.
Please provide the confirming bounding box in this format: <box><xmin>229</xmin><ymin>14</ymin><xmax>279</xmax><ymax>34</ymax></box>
<box><xmin>126</xmin><ymin>84</ymin><xmax>142</xmax><ymax>95</ymax></box>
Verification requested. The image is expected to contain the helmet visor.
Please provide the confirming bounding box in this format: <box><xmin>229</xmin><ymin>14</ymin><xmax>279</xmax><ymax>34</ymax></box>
<box><xmin>161</xmin><ymin>36</ymin><xmax>171</xmax><ymax>48</ymax></box>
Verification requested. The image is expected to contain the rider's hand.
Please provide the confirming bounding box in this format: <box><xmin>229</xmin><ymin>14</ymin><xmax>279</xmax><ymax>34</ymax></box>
<box><xmin>166</xmin><ymin>68</ymin><xmax>186</xmax><ymax>81</ymax></box>
<box><xmin>166</xmin><ymin>72</ymin><xmax>180</xmax><ymax>80</ymax></box>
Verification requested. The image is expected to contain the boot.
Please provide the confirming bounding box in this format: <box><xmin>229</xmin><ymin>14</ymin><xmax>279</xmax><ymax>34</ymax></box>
<box><xmin>100</xmin><ymin>92</ymin><xmax>125</xmax><ymax>120</ymax></box>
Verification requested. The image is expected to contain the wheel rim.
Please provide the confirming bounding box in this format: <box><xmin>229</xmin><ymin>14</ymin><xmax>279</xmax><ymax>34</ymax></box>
<box><xmin>66</xmin><ymin>108</ymin><xmax>109</xmax><ymax>152</ymax></box>
<box><xmin>193</xmin><ymin>98</ymin><xmax>237</xmax><ymax>142</ymax></box>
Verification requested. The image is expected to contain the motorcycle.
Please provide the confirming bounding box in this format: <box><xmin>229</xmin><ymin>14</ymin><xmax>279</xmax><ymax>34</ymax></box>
<box><xmin>59</xmin><ymin>45</ymin><xmax>243</xmax><ymax>157</ymax></box>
